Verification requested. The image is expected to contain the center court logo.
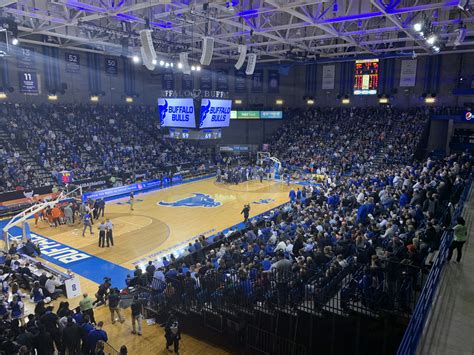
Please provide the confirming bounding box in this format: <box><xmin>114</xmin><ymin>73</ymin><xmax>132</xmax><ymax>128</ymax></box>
<box><xmin>252</xmin><ymin>198</ymin><xmax>275</xmax><ymax>205</ymax></box>
<box><xmin>158</xmin><ymin>193</ymin><xmax>221</xmax><ymax>208</ymax></box>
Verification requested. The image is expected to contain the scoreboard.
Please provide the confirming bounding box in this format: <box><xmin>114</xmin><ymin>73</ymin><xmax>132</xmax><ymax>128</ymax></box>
<box><xmin>354</xmin><ymin>59</ymin><xmax>379</xmax><ymax>95</ymax></box>
<box><xmin>169</xmin><ymin>128</ymin><xmax>222</xmax><ymax>140</ymax></box>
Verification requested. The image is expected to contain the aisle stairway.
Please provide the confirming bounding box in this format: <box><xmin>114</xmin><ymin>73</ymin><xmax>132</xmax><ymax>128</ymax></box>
<box><xmin>417</xmin><ymin>186</ymin><xmax>474</xmax><ymax>355</ymax></box>
<box><xmin>0</xmin><ymin>128</ymin><xmax>53</xmax><ymax>186</ymax></box>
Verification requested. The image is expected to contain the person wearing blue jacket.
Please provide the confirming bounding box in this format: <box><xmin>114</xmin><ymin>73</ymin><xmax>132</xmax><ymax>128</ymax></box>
<box><xmin>85</xmin><ymin>321</ymin><xmax>108</xmax><ymax>355</ymax></box>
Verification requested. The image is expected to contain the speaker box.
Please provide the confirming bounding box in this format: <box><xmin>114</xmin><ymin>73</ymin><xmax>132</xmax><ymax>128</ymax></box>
<box><xmin>200</xmin><ymin>36</ymin><xmax>214</xmax><ymax>65</ymax></box>
<box><xmin>139</xmin><ymin>29</ymin><xmax>157</xmax><ymax>63</ymax></box>
<box><xmin>140</xmin><ymin>47</ymin><xmax>155</xmax><ymax>71</ymax></box>
<box><xmin>245</xmin><ymin>53</ymin><xmax>257</xmax><ymax>75</ymax></box>
<box><xmin>179</xmin><ymin>52</ymin><xmax>191</xmax><ymax>75</ymax></box>
<box><xmin>234</xmin><ymin>44</ymin><xmax>247</xmax><ymax>70</ymax></box>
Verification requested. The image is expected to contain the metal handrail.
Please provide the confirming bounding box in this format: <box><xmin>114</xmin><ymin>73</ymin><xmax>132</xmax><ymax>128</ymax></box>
<box><xmin>397</xmin><ymin>176</ymin><xmax>472</xmax><ymax>355</ymax></box>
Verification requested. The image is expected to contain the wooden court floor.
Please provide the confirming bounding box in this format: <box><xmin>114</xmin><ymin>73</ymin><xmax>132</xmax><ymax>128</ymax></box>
<box><xmin>23</xmin><ymin>178</ymin><xmax>294</xmax><ymax>354</ymax></box>
<box><xmin>31</xmin><ymin>178</ymin><xmax>294</xmax><ymax>270</ymax></box>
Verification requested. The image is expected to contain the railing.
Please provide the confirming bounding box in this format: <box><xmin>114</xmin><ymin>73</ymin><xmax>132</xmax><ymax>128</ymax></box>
<box><xmin>103</xmin><ymin>341</ymin><xmax>120</xmax><ymax>355</ymax></box>
<box><xmin>397</xmin><ymin>175</ymin><xmax>472</xmax><ymax>355</ymax></box>
<box><xmin>246</xmin><ymin>325</ymin><xmax>307</xmax><ymax>355</ymax></box>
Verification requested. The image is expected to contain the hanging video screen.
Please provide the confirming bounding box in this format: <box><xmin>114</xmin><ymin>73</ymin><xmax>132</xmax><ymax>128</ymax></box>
<box><xmin>354</xmin><ymin>59</ymin><xmax>379</xmax><ymax>95</ymax></box>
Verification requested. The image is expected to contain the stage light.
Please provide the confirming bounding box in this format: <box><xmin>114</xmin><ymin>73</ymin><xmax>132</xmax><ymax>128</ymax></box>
<box><xmin>152</xmin><ymin>59</ymin><xmax>157</xmax><ymax>65</ymax></box>
<box><xmin>307</xmin><ymin>99</ymin><xmax>315</xmax><ymax>105</ymax></box>
<box><xmin>125</xmin><ymin>97</ymin><xmax>133</xmax><ymax>103</ymax></box>
<box><xmin>342</xmin><ymin>98</ymin><xmax>350</xmax><ymax>104</ymax></box>
<box><xmin>433</xmin><ymin>46</ymin><xmax>440</xmax><ymax>53</ymax></box>
<box><xmin>276</xmin><ymin>99</ymin><xmax>283</xmax><ymax>105</ymax></box>
<box><xmin>170</xmin><ymin>63</ymin><xmax>174</xmax><ymax>68</ymax></box>
<box><xmin>379</xmin><ymin>97</ymin><xmax>389</xmax><ymax>104</ymax></box>
<box><xmin>234</xmin><ymin>99</ymin><xmax>242</xmax><ymax>104</ymax></box>
<box><xmin>0</xmin><ymin>92</ymin><xmax>7</xmax><ymax>99</ymax></box>
<box><xmin>191</xmin><ymin>65</ymin><xmax>196</xmax><ymax>71</ymax></box>
<box><xmin>90</xmin><ymin>96</ymin><xmax>99</xmax><ymax>102</ymax></box>
<box><xmin>177</xmin><ymin>62</ymin><xmax>183</xmax><ymax>69</ymax></box>
<box><xmin>425</xmin><ymin>97</ymin><xmax>436</xmax><ymax>104</ymax></box>
<box><xmin>11</xmin><ymin>38</ymin><xmax>18</xmax><ymax>46</ymax></box>
<box><xmin>196</xmin><ymin>66</ymin><xmax>201</xmax><ymax>71</ymax></box>
<box><xmin>159</xmin><ymin>60</ymin><xmax>164</xmax><ymax>66</ymax></box>
<box><xmin>165</xmin><ymin>62</ymin><xmax>170</xmax><ymax>68</ymax></box>
<box><xmin>48</xmin><ymin>95</ymin><xmax>58</xmax><ymax>101</ymax></box>
<box><xmin>413</xmin><ymin>23</ymin><xmax>422</xmax><ymax>32</ymax></box>
<box><xmin>426</xmin><ymin>35</ymin><xmax>437</xmax><ymax>45</ymax></box>
<box><xmin>132</xmin><ymin>55</ymin><xmax>140</xmax><ymax>63</ymax></box>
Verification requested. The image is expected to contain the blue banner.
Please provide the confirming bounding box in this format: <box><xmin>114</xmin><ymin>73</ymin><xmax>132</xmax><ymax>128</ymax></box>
<box><xmin>65</xmin><ymin>52</ymin><xmax>80</xmax><ymax>73</ymax></box>
<box><xmin>158</xmin><ymin>98</ymin><xmax>196</xmax><ymax>128</ymax></box>
<box><xmin>267</xmin><ymin>69</ymin><xmax>280</xmax><ymax>93</ymax></box>
<box><xmin>82</xmin><ymin>176</ymin><xmax>183</xmax><ymax>202</ymax></box>
<box><xmin>162</xmin><ymin>69</ymin><xmax>174</xmax><ymax>90</ymax></box>
<box><xmin>182</xmin><ymin>73</ymin><xmax>193</xmax><ymax>91</ymax></box>
<box><xmin>199</xmin><ymin>99</ymin><xmax>232</xmax><ymax>128</ymax></box>
<box><xmin>251</xmin><ymin>69</ymin><xmax>264</xmax><ymax>92</ymax></box>
<box><xmin>17</xmin><ymin>47</ymin><xmax>36</xmax><ymax>70</ymax></box>
<box><xmin>105</xmin><ymin>57</ymin><xmax>118</xmax><ymax>75</ymax></box>
<box><xmin>235</xmin><ymin>69</ymin><xmax>246</xmax><ymax>93</ymax></box>
<box><xmin>216</xmin><ymin>69</ymin><xmax>229</xmax><ymax>91</ymax></box>
<box><xmin>18</xmin><ymin>71</ymin><xmax>39</xmax><ymax>94</ymax></box>
<box><xmin>200</xmin><ymin>70</ymin><xmax>212</xmax><ymax>90</ymax></box>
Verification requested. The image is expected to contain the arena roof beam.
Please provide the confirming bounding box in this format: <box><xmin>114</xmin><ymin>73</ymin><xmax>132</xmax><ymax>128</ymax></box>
<box><xmin>369</xmin><ymin>0</ymin><xmax>431</xmax><ymax>54</ymax></box>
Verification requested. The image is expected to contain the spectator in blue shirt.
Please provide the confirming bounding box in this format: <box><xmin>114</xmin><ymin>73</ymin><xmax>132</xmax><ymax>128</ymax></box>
<box><xmin>85</xmin><ymin>321</ymin><xmax>108</xmax><ymax>355</ymax></box>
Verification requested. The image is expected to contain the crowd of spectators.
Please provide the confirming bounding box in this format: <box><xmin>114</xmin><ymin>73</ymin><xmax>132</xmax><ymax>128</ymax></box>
<box><xmin>0</xmin><ymin>103</ymin><xmax>214</xmax><ymax>193</ymax></box>
<box><xmin>0</xmin><ymin>142</ymin><xmax>43</xmax><ymax>193</ymax></box>
<box><xmin>126</xmin><ymin>151</ymin><xmax>471</xmax><ymax>316</ymax></box>
<box><xmin>268</xmin><ymin>107</ymin><xmax>429</xmax><ymax>176</ymax></box>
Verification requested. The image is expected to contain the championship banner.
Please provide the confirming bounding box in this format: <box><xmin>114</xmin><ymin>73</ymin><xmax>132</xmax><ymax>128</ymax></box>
<box><xmin>65</xmin><ymin>52</ymin><xmax>80</xmax><ymax>73</ymax></box>
<box><xmin>162</xmin><ymin>70</ymin><xmax>175</xmax><ymax>90</ymax></box>
<box><xmin>399</xmin><ymin>59</ymin><xmax>417</xmax><ymax>87</ymax></box>
<box><xmin>158</xmin><ymin>98</ymin><xmax>196</xmax><ymax>128</ymax></box>
<box><xmin>105</xmin><ymin>57</ymin><xmax>118</xmax><ymax>75</ymax></box>
<box><xmin>19</xmin><ymin>71</ymin><xmax>39</xmax><ymax>94</ymax></box>
<box><xmin>322</xmin><ymin>65</ymin><xmax>335</xmax><ymax>90</ymax></box>
<box><xmin>267</xmin><ymin>69</ymin><xmax>279</xmax><ymax>93</ymax></box>
<box><xmin>17</xmin><ymin>47</ymin><xmax>36</xmax><ymax>70</ymax></box>
<box><xmin>235</xmin><ymin>69</ymin><xmax>247</xmax><ymax>93</ymax></box>
<box><xmin>251</xmin><ymin>69</ymin><xmax>264</xmax><ymax>92</ymax></box>
<box><xmin>216</xmin><ymin>69</ymin><xmax>229</xmax><ymax>91</ymax></box>
<box><xmin>200</xmin><ymin>70</ymin><xmax>213</xmax><ymax>90</ymax></box>
<box><xmin>182</xmin><ymin>73</ymin><xmax>193</xmax><ymax>91</ymax></box>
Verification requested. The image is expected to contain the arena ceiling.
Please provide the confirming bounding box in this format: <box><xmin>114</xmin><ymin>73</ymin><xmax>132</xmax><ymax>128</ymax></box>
<box><xmin>2</xmin><ymin>0</ymin><xmax>474</xmax><ymax>63</ymax></box>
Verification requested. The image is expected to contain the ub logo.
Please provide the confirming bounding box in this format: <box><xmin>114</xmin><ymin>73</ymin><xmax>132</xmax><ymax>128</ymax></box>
<box><xmin>199</xmin><ymin>99</ymin><xmax>212</xmax><ymax>128</ymax></box>
<box><xmin>252</xmin><ymin>198</ymin><xmax>275</xmax><ymax>205</ymax></box>
<box><xmin>158</xmin><ymin>193</ymin><xmax>221</xmax><ymax>208</ymax></box>
<box><xmin>158</xmin><ymin>99</ymin><xmax>168</xmax><ymax>125</ymax></box>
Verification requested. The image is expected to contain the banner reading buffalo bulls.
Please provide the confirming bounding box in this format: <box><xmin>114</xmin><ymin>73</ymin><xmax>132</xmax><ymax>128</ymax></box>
<box><xmin>157</xmin><ymin>98</ymin><xmax>196</xmax><ymax>128</ymax></box>
<box><xmin>216</xmin><ymin>69</ymin><xmax>229</xmax><ymax>91</ymax></box>
<box><xmin>162</xmin><ymin>70</ymin><xmax>175</xmax><ymax>90</ymax></box>
<box><xmin>235</xmin><ymin>69</ymin><xmax>247</xmax><ymax>93</ymax></box>
<box><xmin>200</xmin><ymin>70</ymin><xmax>213</xmax><ymax>90</ymax></box>
<box><xmin>199</xmin><ymin>99</ymin><xmax>232</xmax><ymax>128</ymax></box>
<box><xmin>267</xmin><ymin>69</ymin><xmax>279</xmax><ymax>93</ymax></box>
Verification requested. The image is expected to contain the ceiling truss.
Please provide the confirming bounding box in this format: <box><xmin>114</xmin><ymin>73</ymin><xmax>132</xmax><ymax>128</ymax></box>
<box><xmin>0</xmin><ymin>0</ymin><xmax>472</xmax><ymax>63</ymax></box>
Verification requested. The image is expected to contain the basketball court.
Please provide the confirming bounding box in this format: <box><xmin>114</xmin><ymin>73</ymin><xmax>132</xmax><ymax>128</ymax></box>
<box><xmin>21</xmin><ymin>177</ymin><xmax>294</xmax><ymax>287</ymax></box>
